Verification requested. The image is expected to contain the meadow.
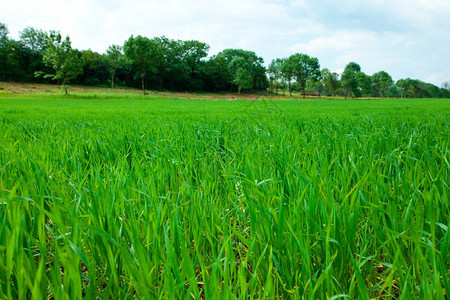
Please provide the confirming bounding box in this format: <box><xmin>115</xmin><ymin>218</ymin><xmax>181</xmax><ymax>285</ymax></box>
<box><xmin>0</xmin><ymin>89</ymin><xmax>448</xmax><ymax>299</ymax></box>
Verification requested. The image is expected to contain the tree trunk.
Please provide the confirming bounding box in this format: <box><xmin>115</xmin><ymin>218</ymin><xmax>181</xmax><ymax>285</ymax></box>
<box><xmin>141</xmin><ymin>75</ymin><xmax>145</xmax><ymax>95</ymax></box>
<box><xmin>302</xmin><ymin>82</ymin><xmax>306</xmax><ymax>99</ymax></box>
<box><xmin>111</xmin><ymin>70</ymin><xmax>115</xmax><ymax>89</ymax></box>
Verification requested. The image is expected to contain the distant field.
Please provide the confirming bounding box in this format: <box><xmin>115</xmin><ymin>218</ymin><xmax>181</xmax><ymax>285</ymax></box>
<box><xmin>0</xmin><ymin>93</ymin><xmax>449</xmax><ymax>298</ymax></box>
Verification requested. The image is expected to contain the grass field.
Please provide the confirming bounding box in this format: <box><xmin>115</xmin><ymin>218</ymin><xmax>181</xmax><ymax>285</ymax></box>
<box><xmin>0</xmin><ymin>88</ymin><xmax>449</xmax><ymax>299</ymax></box>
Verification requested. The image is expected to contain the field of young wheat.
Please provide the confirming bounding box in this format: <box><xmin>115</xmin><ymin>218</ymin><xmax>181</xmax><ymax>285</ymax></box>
<box><xmin>0</xmin><ymin>96</ymin><xmax>448</xmax><ymax>299</ymax></box>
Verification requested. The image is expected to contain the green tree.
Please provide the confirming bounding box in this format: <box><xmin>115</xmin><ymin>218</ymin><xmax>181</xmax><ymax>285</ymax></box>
<box><xmin>216</xmin><ymin>49</ymin><xmax>267</xmax><ymax>93</ymax></box>
<box><xmin>20</xmin><ymin>27</ymin><xmax>47</xmax><ymax>53</ymax></box>
<box><xmin>36</xmin><ymin>31</ymin><xmax>84</xmax><ymax>94</ymax></box>
<box><xmin>123</xmin><ymin>35</ymin><xmax>163</xmax><ymax>94</ymax></box>
<box><xmin>267</xmin><ymin>58</ymin><xmax>283</xmax><ymax>94</ymax></box>
<box><xmin>281</xmin><ymin>58</ymin><xmax>294</xmax><ymax>96</ymax></box>
<box><xmin>356</xmin><ymin>72</ymin><xmax>372</xmax><ymax>97</ymax></box>
<box><xmin>205</xmin><ymin>55</ymin><xmax>231</xmax><ymax>92</ymax></box>
<box><xmin>79</xmin><ymin>50</ymin><xmax>109</xmax><ymax>86</ymax></box>
<box><xmin>19</xmin><ymin>27</ymin><xmax>48</xmax><ymax>82</ymax></box>
<box><xmin>395</xmin><ymin>79</ymin><xmax>409</xmax><ymax>98</ymax></box>
<box><xmin>321</xmin><ymin>68</ymin><xmax>340</xmax><ymax>97</ymax></box>
<box><xmin>371</xmin><ymin>71</ymin><xmax>393</xmax><ymax>97</ymax></box>
<box><xmin>0</xmin><ymin>23</ymin><xmax>10</xmax><ymax>81</ymax></box>
<box><xmin>287</xmin><ymin>53</ymin><xmax>321</xmax><ymax>99</ymax></box>
<box><xmin>341</xmin><ymin>62</ymin><xmax>361</xmax><ymax>99</ymax></box>
<box><xmin>106</xmin><ymin>45</ymin><xmax>123</xmax><ymax>89</ymax></box>
<box><xmin>152</xmin><ymin>37</ymin><xmax>187</xmax><ymax>90</ymax></box>
<box><xmin>233</xmin><ymin>67</ymin><xmax>253</xmax><ymax>95</ymax></box>
<box><xmin>181</xmin><ymin>40</ymin><xmax>209</xmax><ymax>89</ymax></box>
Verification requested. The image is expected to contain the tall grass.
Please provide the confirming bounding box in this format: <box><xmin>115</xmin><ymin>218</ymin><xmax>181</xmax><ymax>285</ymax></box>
<box><xmin>0</xmin><ymin>97</ymin><xmax>448</xmax><ymax>299</ymax></box>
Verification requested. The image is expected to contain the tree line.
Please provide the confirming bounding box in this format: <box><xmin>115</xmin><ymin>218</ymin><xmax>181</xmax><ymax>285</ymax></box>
<box><xmin>1</xmin><ymin>23</ymin><xmax>448</xmax><ymax>98</ymax></box>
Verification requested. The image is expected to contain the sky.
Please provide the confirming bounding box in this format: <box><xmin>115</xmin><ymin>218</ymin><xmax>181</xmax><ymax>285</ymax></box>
<box><xmin>1</xmin><ymin>0</ymin><xmax>449</xmax><ymax>86</ymax></box>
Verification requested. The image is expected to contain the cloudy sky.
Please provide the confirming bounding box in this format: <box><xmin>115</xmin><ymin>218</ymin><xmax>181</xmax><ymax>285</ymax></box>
<box><xmin>1</xmin><ymin>0</ymin><xmax>449</xmax><ymax>86</ymax></box>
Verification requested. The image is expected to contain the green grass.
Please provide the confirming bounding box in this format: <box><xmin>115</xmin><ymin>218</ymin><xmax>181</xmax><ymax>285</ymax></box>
<box><xmin>0</xmin><ymin>95</ymin><xmax>449</xmax><ymax>299</ymax></box>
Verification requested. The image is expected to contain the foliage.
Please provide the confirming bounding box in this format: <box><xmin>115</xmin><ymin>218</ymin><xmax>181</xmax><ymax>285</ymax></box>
<box><xmin>232</xmin><ymin>67</ymin><xmax>253</xmax><ymax>94</ymax></box>
<box><xmin>0</xmin><ymin>21</ymin><xmax>448</xmax><ymax>98</ymax></box>
<box><xmin>395</xmin><ymin>78</ymin><xmax>445</xmax><ymax>98</ymax></box>
<box><xmin>287</xmin><ymin>53</ymin><xmax>321</xmax><ymax>98</ymax></box>
<box><xmin>356</xmin><ymin>71</ymin><xmax>371</xmax><ymax>97</ymax></box>
<box><xmin>0</xmin><ymin>23</ymin><xmax>10</xmax><ymax>81</ymax></box>
<box><xmin>371</xmin><ymin>71</ymin><xmax>394</xmax><ymax>97</ymax></box>
<box><xmin>321</xmin><ymin>68</ymin><xmax>340</xmax><ymax>97</ymax></box>
<box><xmin>104</xmin><ymin>45</ymin><xmax>123</xmax><ymax>89</ymax></box>
<box><xmin>341</xmin><ymin>62</ymin><xmax>361</xmax><ymax>99</ymax></box>
<box><xmin>267</xmin><ymin>58</ymin><xmax>284</xmax><ymax>94</ymax></box>
<box><xmin>35</xmin><ymin>31</ymin><xmax>84</xmax><ymax>94</ymax></box>
<box><xmin>123</xmin><ymin>35</ymin><xmax>163</xmax><ymax>94</ymax></box>
<box><xmin>217</xmin><ymin>48</ymin><xmax>268</xmax><ymax>92</ymax></box>
<box><xmin>280</xmin><ymin>58</ymin><xmax>295</xmax><ymax>96</ymax></box>
<box><xmin>20</xmin><ymin>26</ymin><xmax>47</xmax><ymax>53</ymax></box>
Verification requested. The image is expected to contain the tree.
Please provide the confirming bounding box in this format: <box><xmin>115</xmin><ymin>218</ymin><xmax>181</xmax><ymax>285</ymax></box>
<box><xmin>233</xmin><ymin>67</ymin><xmax>253</xmax><ymax>95</ymax></box>
<box><xmin>267</xmin><ymin>58</ymin><xmax>283</xmax><ymax>94</ymax></box>
<box><xmin>216</xmin><ymin>49</ymin><xmax>267</xmax><ymax>93</ymax></box>
<box><xmin>281</xmin><ymin>58</ymin><xmax>294</xmax><ymax>96</ymax></box>
<box><xmin>356</xmin><ymin>71</ymin><xmax>371</xmax><ymax>97</ymax></box>
<box><xmin>79</xmin><ymin>50</ymin><xmax>109</xmax><ymax>86</ymax></box>
<box><xmin>205</xmin><ymin>55</ymin><xmax>231</xmax><ymax>92</ymax></box>
<box><xmin>0</xmin><ymin>23</ymin><xmax>9</xmax><ymax>81</ymax></box>
<box><xmin>19</xmin><ymin>27</ymin><xmax>48</xmax><ymax>83</ymax></box>
<box><xmin>341</xmin><ymin>62</ymin><xmax>361</xmax><ymax>99</ymax></box>
<box><xmin>371</xmin><ymin>71</ymin><xmax>393</xmax><ymax>97</ymax></box>
<box><xmin>123</xmin><ymin>35</ymin><xmax>163</xmax><ymax>94</ymax></box>
<box><xmin>151</xmin><ymin>37</ymin><xmax>187</xmax><ymax>91</ymax></box>
<box><xmin>106</xmin><ymin>45</ymin><xmax>123</xmax><ymax>89</ymax></box>
<box><xmin>321</xmin><ymin>68</ymin><xmax>340</xmax><ymax>97</ymax></box>
<box><xmin>20</xmin><ymin>27</ymin><xmax>47</xmax><ymax>53</ymax></box>
<box><xmin>307</xmin><ymin>78</ymin><xmax>324</xmax><ymax>97</ymax></box>
<box><xmin>35</xmin><ymin>31</ymin><xmax>84</xmax><ymax>94</ymax></box>
<box><xmin>229</xmin><ymin>56</ymin><xmax>250</xmax><ymax>94</ymax></box>
<box><xmin>287</xmin><ymin>53</ymin><xmax>321</xmax><ymax>99</ymax></box>
<box><xmin>181</xmin><ymin>40</ymin><xmax>209</xmax><ymax>89</ymax></box>
<box><xmin>396</xmin><ymin>79</ymin><xmax>408</xmax><ymax>98</ymax></box>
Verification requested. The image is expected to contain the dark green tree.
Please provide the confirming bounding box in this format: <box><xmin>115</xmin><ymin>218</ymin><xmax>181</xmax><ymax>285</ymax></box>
<box><xmin>205</xmin><ymin>55</ymin><xmax>231</xmax><ymax>92</ymax></box>
<box><xmin>216</xmin><ymin>49</ymin><xmax>267</xmax><ymax>93</ymax></box>
<box><xmin>19</xmin><ymin>27</ymin><xmax>48</xmax><ymax>82</ymax></box>
<box><xmin>0</xmin><ymin>23</ymin><xmax>10</xmax><ymax>81</ymax></box>
<box><xmin>181</xmin><ymin>40</ymin><xmax>209</xmax><ymax>89</ymax></box>
<box><xmin>123</xmin><ymin>35</ymin><xmax>163</xmax><ymax>94</ymax></box>
<box><xmin>152</xmin><ymin>37</ymin><xmax>186</xmax><ymax>90</ymax></box>
<box><xmin>79</xmin><ymin>50</ymin><xmax>109</xmax><ymax>86</ymax></box>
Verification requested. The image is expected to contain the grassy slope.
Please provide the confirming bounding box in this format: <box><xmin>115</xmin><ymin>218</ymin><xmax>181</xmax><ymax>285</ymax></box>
<box><xmin>0</xmin><ymin>90</ymin><xmax>449</xmax><ymax>298</ymax></box>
